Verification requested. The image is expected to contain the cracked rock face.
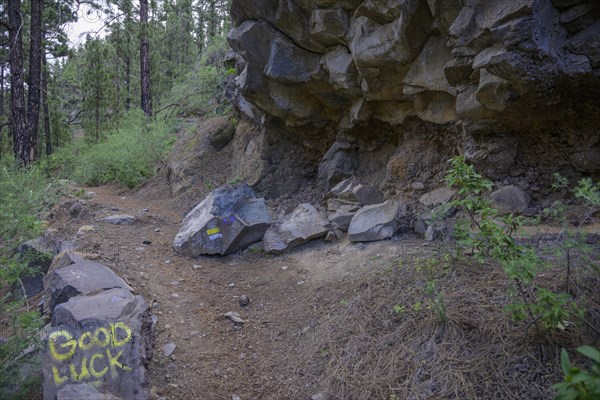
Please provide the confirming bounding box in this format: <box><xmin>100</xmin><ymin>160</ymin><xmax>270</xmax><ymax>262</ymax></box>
<box><xmin>229</xmin><ymin>0</ymin><xmax>600</xmax><ymax>131</ymax></box>
<box><xmin>227</xmin><ymin>0</ymin><xmax>600</xmax><ymax>190</ymax></box>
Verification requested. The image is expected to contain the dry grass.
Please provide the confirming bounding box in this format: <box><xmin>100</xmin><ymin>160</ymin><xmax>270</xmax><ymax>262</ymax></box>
<box><xmin>292</xmin><ymin>247</ymin><xmax>600</xmax><ymax>400</ymax></box>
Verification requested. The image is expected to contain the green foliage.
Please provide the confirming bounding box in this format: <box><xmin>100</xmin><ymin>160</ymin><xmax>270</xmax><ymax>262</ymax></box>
<box><xmin>445</xmin><ymin>156</ymin><xmax>580</xmax><ymax>332</ymax></box>
<box><xmin>0</xmin><ymin>161</ymin><xmax>59</xmax><ymax>250</ymax></box>
<box><xmin>47</xmin><ymin>110</ymin><xmax>175</xmax><ymax>188</ymax></box>
<box><xmin>552</xmin><ymin>346</ymin><xmax>600</xmax><ymax>400</ymax></box>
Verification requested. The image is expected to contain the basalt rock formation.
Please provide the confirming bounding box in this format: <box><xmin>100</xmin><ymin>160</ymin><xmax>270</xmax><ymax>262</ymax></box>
<box><xmin>226</xmin><ymin>0</ymin><xmax>600</xmax><ymax>200</ymax></box>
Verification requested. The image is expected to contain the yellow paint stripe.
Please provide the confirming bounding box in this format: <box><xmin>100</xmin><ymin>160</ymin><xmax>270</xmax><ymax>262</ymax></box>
<box><xmin>206</xmin><ymin>227</ymin><xmax>220</xmax><ymax>235</ymax></box>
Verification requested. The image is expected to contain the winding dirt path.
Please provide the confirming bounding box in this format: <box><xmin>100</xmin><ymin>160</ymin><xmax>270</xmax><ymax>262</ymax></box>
<box><xmin>59</xmin><ymin>183</ymin><xmax>406</xmax><ymax>400</ymax></box>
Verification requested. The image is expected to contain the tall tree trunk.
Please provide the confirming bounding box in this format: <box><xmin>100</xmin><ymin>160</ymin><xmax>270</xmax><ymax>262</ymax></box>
<box><xmin>0</xmin><ymin>63</ymin><xmax>4</xmax><ymax>157</ymax></box>
<box><xmin>208</xmin><ymin>0</ymin><xmax>216</xmax><ymax>39</ymax></box>
<box><xmin>125</xmin><ymin>52</ymin><xmax>131</xmax><ymax>111</ymax></box>
<box><xmin>41</xmin><ymin>50</ymin><xmax>52</xmax><ymax>156</ymax></box>
<box><xmin>8</xmin><ymin>0</ymin><xmax>30</xmax><ymax>166</ymax></box>
<box><xmin>27</xmin><ymin>0</ymin><xmax>43</xmax><ymax>162</ymax></box>
<box><xmin>140</xmin><ymin>0</ymin><xmax>152</xmax><ymax>117</ymax></box>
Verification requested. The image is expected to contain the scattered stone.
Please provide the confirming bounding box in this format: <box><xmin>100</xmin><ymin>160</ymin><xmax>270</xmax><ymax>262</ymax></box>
<box><xmin>111</xmin><ymin>206</ymin><xmax>120</xmax><ymax>211</ymax></box>
<box><xmin>264</xmin><ymin>203</ymin><xmax>330</xmax><ymax>254</ymax></box>
<box><xmin>170</xmin><ymin>280</ymin><xmax>180</xmax><ymax>286</ymax></box>
<box><xmin>193</xmin><ymin>264</ymin><xmax>203</xmax><ymax>270</ymax></box>
<box><xmin>281</xmin><ymin>266</ymin><xmax>289</xmax><ymax>270</ymax></box>
<box><xmin>76</xmin><ymin>225</ymin><xmax>95</xmax><ymax>237</ymax></box>
<box><xmin>419</xmin><ymin>188</ymin><xmax>456</xmax><ymax>207</ymax></box>
<box><xmin>171</xmin><ymin>293</ymin><xmax>180</xmax><ymax>299</ymax></box>
<box><xmin>164</xmin><ymin>342</ymin><xmax>177</xmax><ymax>357</ymax></box>
<box><xmin>425</xmin><ymin>225</ymin><xmax>452</xmax><ymax>242</ymax></box>
<box><xmin>324</xmin><ymin>231</ymin><xmax>338</xmax><ymax>242</ymax></box>
<box><xmin>232</xmin><ymin>395</ymin><xmax>242</xmax><ymax>400</ymax></box>
<box><xmin>228</xmin><ymin>283</ymin><xmax>236</xmax><ymax>288</ymax></box>
<box><xmin>86</xmin><ymin>191</ymin><xmax>97</xmax><ymax>197</ymax></box>
<box><xmin>328</xmin><ymin>211</ymin><xmax>356</xmax><ymax>231</ymax></box>
<box><xmin>142</xmin><ymin>240</ymin><xmax>152</xmax><ymax>245</ymax></box>
<box><xmin>100</xmin><ymin>214</ymin><xmax>136</xmax><ymax>225</ymax></box>
<box><xmin>224</xmin><ymin>311</ymin><xmax>245</xmax><ymax>324</ymax></box>
<box><xmin>325</xmin><ymin>176</ymin><xmax>384</xmax><ymax>206</ymax></box>
<box><xmin>239</xmin><ymin>295</ymin><xmax>250</xmax><ymax>307</ymax></box>
<box><xmin>154</xmin><ymin>228</ymin><xmax>161</xmax><ymax>232</ymax></box>
<box><xmin>69</xmin><ymin>202</ymin><xmax>83</xmax><ymax>217</ymax></box>
<box><xmin>490</xmin><ymin>185</ymin><xmax>530</xmax><ymax>216</ymax></box>
<box><xmin>140</xmin><ymin>272</ymin><xmax>149</xmax><ymax>280</ymax></box>
<box><xmin>411</xmin><ymin>182</ymin><xmax>425</xmax><ymax>190</ymax></box>
<box><xmin>311</xmin><ymin>393</ymin><xmax>325</xmax><ymax>400</ymax></box>
<box><xmin>348</xmin><ymin>200</ymin><xmax>407</xmax><ymax>242</ymax></box>
<box><xmin>173</xmin><ymin>184</ymin><xmax>272</xmax><ymax>256</ymax></box>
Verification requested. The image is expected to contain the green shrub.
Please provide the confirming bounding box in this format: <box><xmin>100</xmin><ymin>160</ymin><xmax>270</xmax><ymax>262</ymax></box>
<box><xmin>51</xmin><ymin>110</ymin><xmax>175</xmax><ymax>189</ymax></box>
<box><xmin>552</xmin><ymin>346</ymin><xmax>600</xmax><ymax>400</ymax></box>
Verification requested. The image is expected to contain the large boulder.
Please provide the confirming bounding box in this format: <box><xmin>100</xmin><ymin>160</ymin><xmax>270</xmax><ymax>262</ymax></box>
<box><xmin>264</xmin><ymin>204</ymin><xmax>331</xmax><ymax>254</ymax></box>
<box><xmin>43</xmin><ymin>260</ymin><xmax>131</xmax><ymax>314</ymax></box>
<box><xmin>490</xmin><ymin>185</ymin><xmax>530</xmax><ymax>215</ymax></box>
<box><xmin>348</xmin><ymin>200</ymin><xmax>408</xmax><ymax>242</ymax></box>
<box><xmin>173</xmin><ymin>184</ymin><xmax>272</xmax><ymax>256</ymax></box>
<box><xmin>42</xmin><ymin>253</ymin><xmax>152</xmax><ymax>400</ymax></box>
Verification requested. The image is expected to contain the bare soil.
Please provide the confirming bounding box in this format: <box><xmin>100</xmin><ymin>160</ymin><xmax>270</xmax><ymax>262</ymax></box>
<box><xmin>45</xmin><ymin>178</ymin><xmax>600</xmax><ymax>400</ymax></box>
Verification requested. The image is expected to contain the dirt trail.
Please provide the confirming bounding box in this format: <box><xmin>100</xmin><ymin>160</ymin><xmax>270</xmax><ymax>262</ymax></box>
<box><xmin>59</xmin><ymin>183</ymin><xmax>423</xmax><ymax>400</ymax></box>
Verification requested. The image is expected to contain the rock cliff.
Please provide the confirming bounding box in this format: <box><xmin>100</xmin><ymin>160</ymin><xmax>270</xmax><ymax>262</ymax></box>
<box><xmin>226</xmin><ymin>0</ymin><xmax>599</xmax><ymax>199</ymax></box>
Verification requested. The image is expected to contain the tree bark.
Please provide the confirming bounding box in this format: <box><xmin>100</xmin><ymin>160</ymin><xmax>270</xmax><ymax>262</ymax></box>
<box><xmin>41</xmin><ymin>48</ymin><xmax>51</xmax><ymax>156</ymax></box>
<box><xmin>140</xmin><ymin>0</ymin><xmax>152</xmax><ymax>117</ymax></box>
<box><xmin>208</xmin><ymin>0</ymin><xmax>216</xmax><ymax>39</ymax></box>
<box><xmin>8</xmin><ymin>0</ymin><xmax>30</xmax><ymax>166</ymax></box>
<box><xmin>27</xmin><ymin>0</ymin><xmax>43</xmax><ymax>161</ymax></box>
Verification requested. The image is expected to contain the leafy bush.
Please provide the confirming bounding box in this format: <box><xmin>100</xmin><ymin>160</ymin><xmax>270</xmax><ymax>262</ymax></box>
<box><xmin>553</xmin><ymin>346</ymin><xmax>600</xmax><ymax>400</ymax></box>
<box><xmin>445</xmin><ymin>156</ymin><xmax>580</xmax><ymax>331</ymax></box>
<box><xmin>46</xmin><ymin>110</ymin><xmax>175</xmax><ymax>188</ymax></box>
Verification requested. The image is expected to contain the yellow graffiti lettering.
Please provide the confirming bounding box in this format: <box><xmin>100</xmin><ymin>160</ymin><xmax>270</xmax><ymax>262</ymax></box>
<box><xmin>90</xmin><ymin>353</ymin><xmax>108</xmax><ymax>379</ymax></box>
<box><xmin>206</xmin><ymin>227</ymin><xmax>220</xmax><ymax>235</ymax></box>
<box><xmin>69</xmin><ymin>357</ymin><xmax>90</xmax><ymax>381</ymax></box>
<box><xmin>49</xmin><ymin>330</ymin><xmax>76</xmax><ymax>361</ymax></box>
<box><xmin>106</xmin><ymin>348</ymin><xmax>132</xmax><ymax>379</ymax></box>
<box><xmin>93</xmin><ymin>327</ymin><xmax>110</xmax><ymax>348</ymax></box>
<box><xmin>52</xmin><ymin>366</ymin><xmax>69</xmax><ymax>386</ymax></box>
<box><xmin>110</xmin><ymin>322</ymin><xmax>132</xmax><ymax>347</ymax></box>
<box><xmin>78</xmin><ymin>331</ymin><xmax>93</xmax><ymax>350</ymax></box>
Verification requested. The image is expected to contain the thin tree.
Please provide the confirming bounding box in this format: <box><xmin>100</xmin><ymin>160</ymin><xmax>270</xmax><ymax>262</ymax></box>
<box><xmin>8</xmin><ymin>0</ymin><xmax>30</xmax><ymax>165</ymax></box>
<box><xmin>41</xmin><ymin>41</ymin><xmax>51</xmax><ymax>155</ymax></box>
<box><xmin>27</xmin><ymin>0</ymin><xmax>43</xmax><ymax>160</ymax></box>
<box><xmin>140</xmin><ymin>0</ymin><xmax>151</xmax><ymax>117</ymax></box>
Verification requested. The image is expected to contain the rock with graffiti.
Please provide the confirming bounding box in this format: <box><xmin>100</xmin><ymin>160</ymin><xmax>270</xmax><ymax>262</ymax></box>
<box><xmin>42</xmin><ymin>250</ymin><xmax>153</xmax><ymax>400</ymax></box>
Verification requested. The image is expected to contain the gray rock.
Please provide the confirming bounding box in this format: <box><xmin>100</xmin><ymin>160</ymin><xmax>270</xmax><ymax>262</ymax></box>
<box><xmin>264</xmin><ymin>204</ymin><xmax>330</xmax><ymax>254</ymax></box>
<box><xmin>57</xmin><ymin>384</ymin><xmax>123</xmax><ymax>400</ymax></box>
<box><xmin>318</xmin><ymin>142</ymin><xmax>358</xmax><ymax>189</ymax></box>
<box><xmin>309</xmin><ymin>8</ymin><xmax>349</xmax><ymax>46</ymax></box>
<box><xmin>325</xmin><ymin>176</ymin><xmax>384</xmax><ymax>206</ymax></box>
<box><xmin>411</xmin><ymin>182</ymin><xmax>425</xmax><ymax>190</ymax></box>
<box><xmin>419</xmin><ymin>187</ymin><xmax>456</xmax><ymax>207</ymax></box>
<box><xmin>209</xmin><ymin>123</ymin><xmax>236</xmax><ymax>151</ymax></box>
<box><xmin>348</xmin><ymin>200</ymin><xmax>407</xmax><ymax>242</ymax></box>
<box><xmin>100</xmin><ymin>215</ymin><xmax>136</xmax><ymax>225</ymax></box>
<box><xmin>311</xmin><ymin>393</ymin><xmax>325</xmax><ymax>400</ymax></box>
<box><xmin>328</xmin><ymin>211</ymin><xmax>355</xmax><ymax>231</ymax></box>
<box><xmin>224</xmin><ymin>311</ymin><xmax>245</xmax><ymax>324</ymax></box>
<box><xmin>324</xmin><ymin>231</ymin><xmax>338</xmax><ymax>242</ymax></box>
<box><xmin>326</xmin><ymin>197</ymin><xmax>361</xmax><ymax>213</ymax></box>
<box><xmin>44</xmin><ymin>259</ymin><xmax>132</xmax><ymax>313</ymax></box>
<box><xmin>16</xmin><ymin>235</ymin><xmax>59</xmax><ymax>298</ymax></box>
<box><xmin>164</xmin><ymin>342</ymin><xmax>177</xmax><ymax>357</ymax></box>
<box><xmin>490</xmin><ymin>185</ymin><xmax>530</xmax><ymax>216</ymax></box>
<box><xmin>173</xmin><ymin>184</ymin><xmax>272</xmax><ymax>256</ymax></box>
<box><xmin>51</xmin><ymin>288</ymin><xmax>145</xmax><ymax>326</ymax></box>
<box><xmin>424</xmin><ymin>225</ymin><xmax>452</xmax><ymax>242</ymax></box>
